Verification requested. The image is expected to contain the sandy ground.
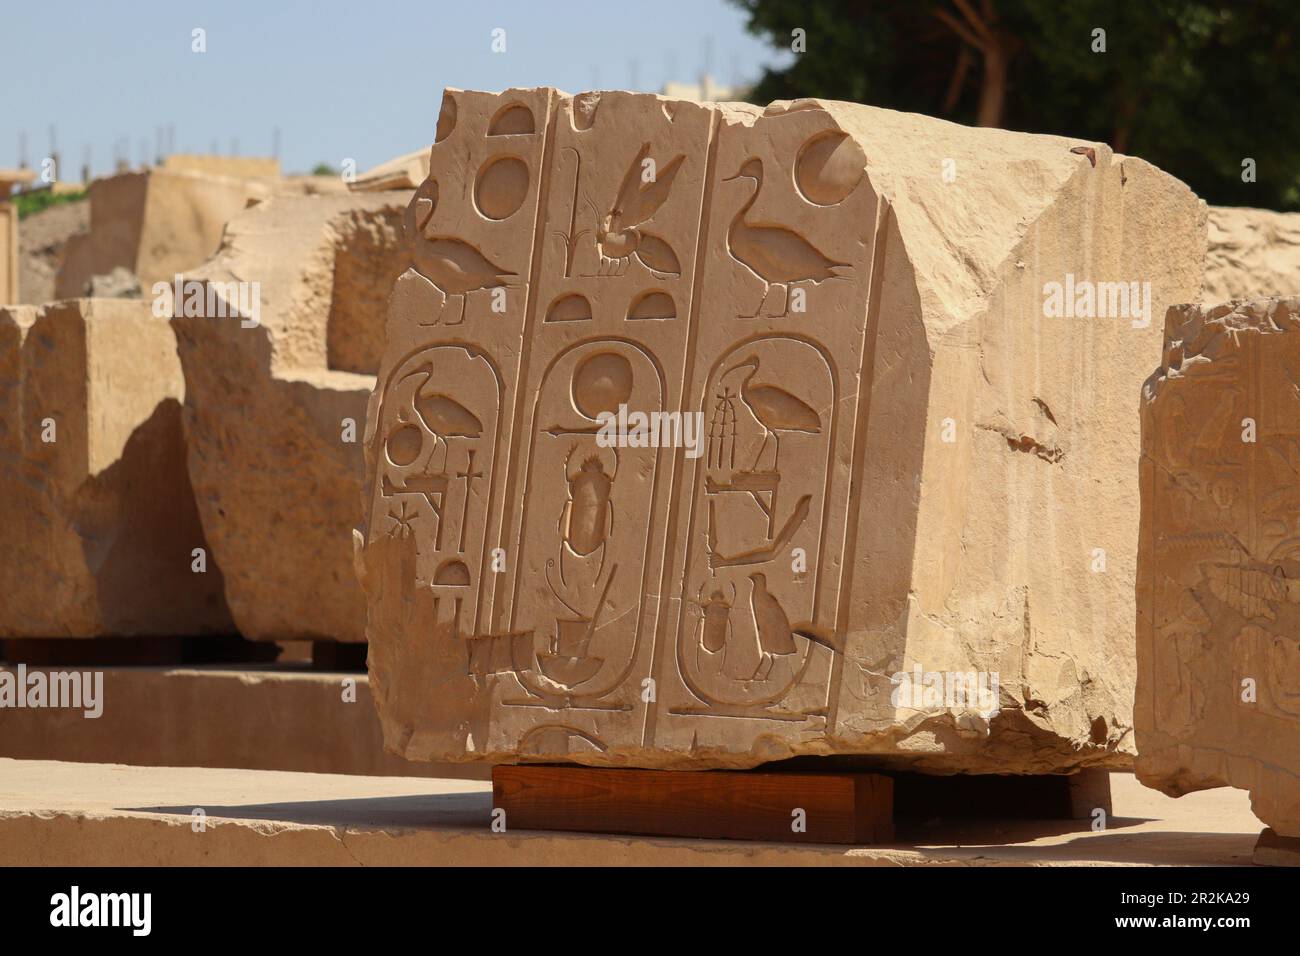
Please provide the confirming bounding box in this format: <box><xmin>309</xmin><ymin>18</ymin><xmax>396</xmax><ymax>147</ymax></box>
<box><xmin>0</xmin><ymin>759</ymin><xmax>1266</xmax><ymax>866</ymax></box>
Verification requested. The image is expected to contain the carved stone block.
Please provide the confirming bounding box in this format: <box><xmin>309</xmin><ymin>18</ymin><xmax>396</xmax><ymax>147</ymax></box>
<box><xmin>172</xmin><ymin>191</ymin><xmax>412</xmax><ymax>642</ymax></box>
<box><xmin>0</xmin><ymin>299</ymin><xmax>232</xmax><ymax>637</ymax></box>
<box><xmin>1205</xmin><ymin>206</ymin><xmax>1300</xmax><ymax>303</ymax></box>
<box><xmin>1137</xmin><ymin>298</ymin><xmax>1300</xmax><ymax>838</ymax></box>
<box><xmin>56</xmin><ymin>169</ymin><xmax>267</xmax><ymax>299</ymax></box>
<box><xmin>360</xmin><ymin>88</ymin><xmax>1205</xmax><ymax>772</ymax></box>
<box><xmin>0</xmin><ymin>199</ymin><xmax>18</xmax><ymax>305</ymax></box>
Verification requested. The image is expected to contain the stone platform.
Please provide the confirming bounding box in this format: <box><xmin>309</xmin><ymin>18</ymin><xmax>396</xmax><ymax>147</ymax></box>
<box><xmin>0</xmin><ymin>665</ymin><xmax>487</xmax><ymax>780</ymax></box>
<box><xmin>0</xmin><ymin>762</ymin><xmax>1265</xmax><ymax>866</ymax></box>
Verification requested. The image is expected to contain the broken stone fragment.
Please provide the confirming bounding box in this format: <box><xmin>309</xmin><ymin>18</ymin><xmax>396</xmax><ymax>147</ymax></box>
<box><xmin>160</xmin><ymin>154</ymin><xmax>281</xmax><ymax>180</ymax></box>
<box><xmin>55</xmin><ymin>168</ymin><xmax>268</xmax><ymax>301</ymax></box>
<box><xmin>0</xmin><ymin>299</ymin><xmax>232</xmax><ymax>637</ymax></box>
<box><xmin>173</xmin><ymin>191</ymin><xmax>412</xmax><ymax>642</ymax></box>
<box><xmin>359</xmin><ymin>87</ymin><xmax>1205</xmax><ymax>773</ymax></box>
<box><xmin>1</xmin><ymin>168</ymin><xmax>36</xmax><ymax>304</ymax></box>
<box><xmin>1137</xmin><ymin>296</ymin><xmax>1300</xmax><ymax>839</ymax></box>
<box><xmin>84</xmin><ymin>266</ymin><xmax>142</xmax><ymax>299</ymax></box>
<box><xmin>350</xmin><ymin>149</ymin><xmax>432</xmax><ymax>193</ymax></box>
<box><xmin>16</xmin><ymin>195</ymin><xmax>87</xmax><ymax>306</ymax></box>
<box><xmin>1204</xmin><ymin>205</ymin><xmax>1300</xmax><ymax>302</ymax></box>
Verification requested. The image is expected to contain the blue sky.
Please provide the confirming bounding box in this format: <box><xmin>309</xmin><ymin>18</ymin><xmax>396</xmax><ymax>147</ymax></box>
<box><xmin>2</xmin><ymin>0</ymin><xmax>780</xmax><ymax>177</ymax></box>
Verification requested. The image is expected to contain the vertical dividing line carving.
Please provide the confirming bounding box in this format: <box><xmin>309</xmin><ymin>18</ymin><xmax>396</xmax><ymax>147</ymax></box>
<box><xmin>491</xmin><ymin>90</ymin><xmax>560</xmax><ymax>637</ymax></box>
<box><xmin>642</xmin><ymin>108</ymin><xmax>722</xmax><ymax>748</ymax></box>
<box><xmin>1249</xmin><ymin>331</ymin><xmax>1259</xmax><ymax>560</ymax></box>
<box><xmin>826</xmin><ymin>193</ymin><xmax>892</xmax><ymax>734</ymax></box>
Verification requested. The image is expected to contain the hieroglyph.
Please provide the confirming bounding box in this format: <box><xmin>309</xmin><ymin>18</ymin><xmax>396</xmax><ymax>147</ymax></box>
<box><xmin>361</xmin><ymin>89</ymin><xmax>887</xmax><ymax>761</ymax></box>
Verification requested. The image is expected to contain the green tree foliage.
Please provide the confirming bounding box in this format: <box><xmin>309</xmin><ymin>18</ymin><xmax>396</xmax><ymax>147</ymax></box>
<box><xmin>736</xmin><ymin>0</ymin><xmax>1300</xmax><ymax>209</ymax></box>
<box><xmin>15</xmin><ymin>188</ymin><xmax>87</xmax><ymax>220</ymax></box>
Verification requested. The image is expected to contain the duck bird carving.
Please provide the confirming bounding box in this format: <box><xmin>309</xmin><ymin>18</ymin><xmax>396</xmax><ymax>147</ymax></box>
<box><xmin>747</xmin><ymin>572</ymin><xmax>844</xmax><ymax>681</ymax></box>
<box><xmin>585</xmin><ymin>142</ymin><xmax>685</xmax><ymax>277</ymax></box>
<box><xmin>404</xmin><ymin>177</ymin><xmax>516</xmax><ymax>326</ymax></box>
<box><xmin>723</xmin><ymin>157</ymin><xmax>850</xmax><ymax>318</ymax></box>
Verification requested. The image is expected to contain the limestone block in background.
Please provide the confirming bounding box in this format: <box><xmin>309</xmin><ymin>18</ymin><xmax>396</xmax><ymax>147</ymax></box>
<box><xmin>0</xmin><ymin>299</ymin><xmax>232</xmax><ymax>637</ymax></box>
<box><xmin>1</xmin><ymin>168</ymin><xmax>36</xmax><ymax>304</ymax></box>
<box><xmin>172</xmin><ymin>191</ymin><xmax>413</xmax><ymax>643</ymax></box>
<box><xmin>18</xmin><ymin>198</ymin><xmax>90</xmax><ymax>306</ymax></box>
<box><xmin>1137</xmin><ymin>298</ymin><xmax>1300</xmax><ymax>838</ymax></box>
<box><xmin>159</xmin><ymin>153</ymin><xmax>348</xmax><ymax>196</ymax></box>
<box><xmin>55</xmin><ymin>169</ymin><xmax>266</xmax><ymax>299</ymax></box>
<box><xmin>1204</xmin><ymin>206</ymin><xmax>1300</xmax><ymax>302</ymax></box>
<box><xmin>160</xmin><ymin>155</ymin><xmax>281</xmax><ymax>179</ymax></box>
<box><xmin>349</xmin><ymin>149</ymin><xmax>431</xmax><ymax>192</ymax></box>
<box><xmin>0</xmin><ymin>200</ymin><xmax>18</xmax><ymax>305</ymax></box>
<box><xmin>358</xmin><ymin>87</ymin><xmax>1205</xmax><ymax>772</ymax></box>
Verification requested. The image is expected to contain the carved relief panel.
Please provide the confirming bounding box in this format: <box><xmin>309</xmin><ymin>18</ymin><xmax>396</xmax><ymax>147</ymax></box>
<box><xmin>651</xmin><ymin>105</ymin><xmax>890</xmax><ymax>749</ymax></box>
<box><xmin>365</xmin><ymin>90</ymin><xmax>891</xmax><ymax>761</ymax></box>
<box><xmin>1143</xmin><ymin>303</ymin><xmax>1300</xmax><ymax>773</ymax></box>
<box><xmin>486</xmin><ymin>93</ymin><xmax>715</xmax><ymax>753</ymax></box>
<box><xmin>367</xmin><ymin>87</ymin><xmax>555</xmax><ymax>647</ymax></box>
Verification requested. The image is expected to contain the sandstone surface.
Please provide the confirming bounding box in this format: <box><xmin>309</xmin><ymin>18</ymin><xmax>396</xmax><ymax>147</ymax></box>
<box><xmin>173</xmin><ymin>191</ymin><xmax>412</xmax><ymax>642</ymax></box>
<box><xmin>160</xmin><ymin>154</ymin><xmax>281</xmax><ymax>179</ymax></box>
<box><xmin>350</xmin><ymin>149</ymin><xmax>431</xmax><ymax>192</ymax></box>
<box><xmin>358</xmin><ymin>87</ymin><xmax>1205</xmax><ymax>772</ymax></box>
<box><xmin>0</xmin><ymin>169</ymin><xmax>36</xmax><ymax>304</ymax></box>
<box><xmin>0</xmin><ymin>299</ymin><xmax>231</xmax><ymax>636</ymax></box>
<box><xmin>1137</xmin><ymin>297</ymin><xmax>1300</xmax><ymax>838</ymax></box>
<box><xmin>17</xmin><ymin>197</ymin><xmax>89</xmax><ymax>306</ymax></box>
<box><xmin>0</xmin><ymin>200</ymin><xmax>18</xmax><ymax>305</ymax></box>
<box><xmin>55</xmin><ymin>168</ymin><xmax>265</xmax><ymax>299</ymax></box>
<box><xmin>1204</xmin><ymin>206</ymin><xmax>1300</xmax><ymax>302</ymax></box>
<box><xmin>0</xmin><ymin>762</ymin><xmax>1263</xmax><ymax>867</ymax></box>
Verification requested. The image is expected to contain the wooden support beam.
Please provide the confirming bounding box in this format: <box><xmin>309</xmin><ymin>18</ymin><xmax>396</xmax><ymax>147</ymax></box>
<box><xmin>492</xmin><ymin>765</ymin><xmax>894</xmax><ymax>844</ymax></box>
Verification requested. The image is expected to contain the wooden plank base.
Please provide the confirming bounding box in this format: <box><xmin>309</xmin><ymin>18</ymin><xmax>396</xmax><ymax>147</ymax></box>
<box><xmin>492</xmin><ymin>765</ymin><xmax>893</xmax><ymax>844</ymax></box>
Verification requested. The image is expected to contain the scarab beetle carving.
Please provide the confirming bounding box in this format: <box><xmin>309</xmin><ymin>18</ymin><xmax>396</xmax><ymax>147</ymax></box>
<box><xmin>693</xmin><ymin>581</ymin><xmax>737</xmax><ymax>671</ymax></box>
<box><xmin>560</xmin><ymin>445</ymin><xmax>616</xmax><ymax>563</ymax></box>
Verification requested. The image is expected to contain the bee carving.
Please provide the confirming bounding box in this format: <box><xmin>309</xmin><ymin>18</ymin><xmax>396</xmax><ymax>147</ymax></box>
<box><xmin>585</xmin><ymin>143</ymin><xmax>685</xmax><ymax>277</ymax></box>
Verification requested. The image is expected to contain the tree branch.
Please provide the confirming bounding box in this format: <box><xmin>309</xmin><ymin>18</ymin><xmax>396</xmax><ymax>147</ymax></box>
<box><xmin>942</xmin><ymin>45</ymin><xmax>974</xmax><ymax>114</ymax></box>
<box><xmin>953</xmin><ymin>0</ymin><xmax>994</xmax><ymax>44</ymax></box>
<box><xmin>934</xmin><ymin>7</ymin><xmax>986</xmax><ymax>51</ymax></box>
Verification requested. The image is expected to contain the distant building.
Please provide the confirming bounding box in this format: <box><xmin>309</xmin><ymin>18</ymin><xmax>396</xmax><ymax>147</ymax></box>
<box><xmin>661</xmin><ymin>74</ymin><xmax>751</xmax><ymax>103</ymax></box>
<box><xmin>162</xmin><ymin>154</ymin><xmax>280</xmax><ymax>179</ymax></box>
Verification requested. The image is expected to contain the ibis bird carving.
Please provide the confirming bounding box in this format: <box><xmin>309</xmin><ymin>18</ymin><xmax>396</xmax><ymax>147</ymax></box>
<box><xmin>404</xmin><ymin>177</ymin><xmax>516</xmax><ymax>326</ymax></box>
<box><xmin>403</xmin><ymin>361</ymin><xmax>483</xmax><ymax>473</ymax></box>
<box><xmin>725</xmin><ymin>354</ymin><xmax>822</xmax><ymax>472</ymax></box>
<box><xmin>723</xmin><ymin>157</ymin><xmax>850</xmax><ymax>318</ymax></box>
